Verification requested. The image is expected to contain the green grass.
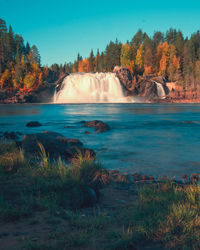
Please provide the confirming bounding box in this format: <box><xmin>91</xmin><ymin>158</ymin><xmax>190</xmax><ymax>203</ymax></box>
<box><xmin>0</xmin><ymin>140</ymin><xmax>108</xmax><ymax>221</ymax></box>
<box><xmin>107</xmin><ymin>182</ymin><xmax>200</xmax><ymax>249</ymax></box>
<box><xmin>21</xmin><ymin>181</ymin><xmax>200</xmax><ymax>249</ymax></box>
<box><xmin>1</xmin><ymin>139</ymin><xmax>200</xmax><ymax>249</ymax></box>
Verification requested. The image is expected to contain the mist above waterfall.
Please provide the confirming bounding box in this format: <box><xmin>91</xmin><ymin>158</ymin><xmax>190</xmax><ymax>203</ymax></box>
<box><xmin>54</xmin><ymin>73</ymin><xmax>134</xmax><ymax>103</ymax></box>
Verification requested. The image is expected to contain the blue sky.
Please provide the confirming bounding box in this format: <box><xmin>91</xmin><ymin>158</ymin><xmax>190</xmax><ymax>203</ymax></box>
<box><xmin>1</xmin><ymin>0</ymin><xmax>200</xmax><ymax>66</ymax></box>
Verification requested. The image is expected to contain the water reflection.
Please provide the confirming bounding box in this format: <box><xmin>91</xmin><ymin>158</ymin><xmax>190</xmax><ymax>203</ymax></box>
<box><xmin>0</xmin><ymin>104</ymin><xmax>40</xmax><ymax>116</ymax></box>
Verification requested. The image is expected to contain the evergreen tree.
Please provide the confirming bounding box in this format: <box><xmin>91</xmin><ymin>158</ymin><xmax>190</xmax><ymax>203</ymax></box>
<box><xmin>166</xmin><ymin>28</ymin><xmax>177</xmax><ymax>44</ymax></box>
<box><xmin>153</xmin><ymin>31</ymin><xmax>164</xmax><ymax>48</ymax></box>
<box><xmin>105</xmin><ymin>40</ymin><xmax>121</xmax><ymax>71</ymax></box>
<box><xmin>95</xmin><ymin>49</ymin><xmax>100</xmax><ymax>72</ymax></box>
<box><xmin>25</xmin><ymin>42</ymin><xmax>31</xmax><ymax>55</ymax></box>
<box><xmin>131</xmin><ymin>29</ymin><xmax>143</xmax><ymax>47</ymax></box>
<box><xmin>88</xmin><ymin>49</ymin><xmax>94</xmax><ymax>72</ymax></box>
<box><xmin>31</xmin><ymin>45</ymin><xmax>41</xmax><ymax>65</ymax></box>
<box><xmin>6</xmin><ymin>26</ymin><xmax>15</xmax><ymax>61</ymax></box>
<box><xmin>0</xmin><ymin>19</ymin><xmax>7</xmax><ymax>73</ymax></box>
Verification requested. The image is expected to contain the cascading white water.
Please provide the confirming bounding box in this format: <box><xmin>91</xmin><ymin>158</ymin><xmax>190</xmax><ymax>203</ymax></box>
<box><xmin>155</xmin><ymin>82</ymin><xmax>166</xmax><ymax>99</ymax></box>
<box><xmin>53</xmin><ymin>72</ymin><xmax>133</xmax><ymax>103</ymax></box>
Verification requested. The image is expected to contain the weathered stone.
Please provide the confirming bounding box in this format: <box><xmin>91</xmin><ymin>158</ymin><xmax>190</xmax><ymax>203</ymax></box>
<box><xmin>133</xmin><ymin>76</ymin><xmax>169</xmax><ymax>102</ymax></box>
<box><xmin>84</xmin><ymin>120</ymin><xmax>110</xmax><ymax>133</ymax></box>
<box><xmin>113</xmin><ymin>66</ymin><xmax>133</xmax><ymax>91</ymax></box>
<box><xmin>26</xmin><ymin>121</ymin><xmax>42</xmax><ymax>127</ymax></box>
<box><xmin>4</xmin><ymin>132</ymin><xmax>20</xmax><ymax>140</ymax></box>
<box><xmin>22</xmin><ymin>131</ymin><xmax>95</xmax><ymax>161</ymax></box>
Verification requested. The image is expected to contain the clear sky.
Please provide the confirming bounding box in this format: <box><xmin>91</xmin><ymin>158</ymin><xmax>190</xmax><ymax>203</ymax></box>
<box><xmin>1</xmin><ymin>0</ymin><xmax>200</xmax><ymax>66</ymax></box>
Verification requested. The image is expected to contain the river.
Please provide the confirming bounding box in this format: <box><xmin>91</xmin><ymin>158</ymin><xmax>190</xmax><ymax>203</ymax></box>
<box><xmin>1</xmin><ymin>103</ymin><xmax>200</xmax><ymax>179</ymax></box>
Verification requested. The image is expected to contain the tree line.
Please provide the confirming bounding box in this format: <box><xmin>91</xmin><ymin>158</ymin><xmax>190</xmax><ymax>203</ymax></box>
<box><xmin>0</xmin><ymin>18</ymin><xmax>49</xmax><ymax>92</ymax></box>
<box><xmin>51</xmin><ymin>29</ymin><xmax>200</xmax><ymax>89</ymax></box>
<box><xmin>1</xmin><ymin>16</ymin><xmax>200</xmax><ymax>92</ymax></box>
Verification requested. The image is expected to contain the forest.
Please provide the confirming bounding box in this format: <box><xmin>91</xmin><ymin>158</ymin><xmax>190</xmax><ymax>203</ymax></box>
<box><xmin>1</xmin><ymin>17</ymin><xmax>200</xmax><ymax>92</ymax></box>
<box><xmin>0</xmin><ymin>18</ymin><xmax>49</xmax><ymax>93</ymax></box>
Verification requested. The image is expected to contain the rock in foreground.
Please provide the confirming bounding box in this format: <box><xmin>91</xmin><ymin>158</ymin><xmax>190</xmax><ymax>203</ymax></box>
<box><xmin>22</xmin><ymin>131</ymin><xmax>95</xmax><ymax>161</ymax></box>
<box><xmin>84</xmin><ymin>120</ymin><xmax>110</xmax><ymax>133</ymax></box>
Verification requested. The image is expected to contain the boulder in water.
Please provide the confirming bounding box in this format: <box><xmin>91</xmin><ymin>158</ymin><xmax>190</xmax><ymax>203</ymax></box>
<box><xmin>22</xmin><ymin>131</ymin><xmax>95</xmax><ymax>161</ymax></box>
<box><xmin>84</xmin><ymin>120</ymin><xmax>110</xmax><ymax>133</ymax></box>
<box><xmin>26</xmin><ymin>121</ymin><xmax>42</xmax><ymax>127</ymax></box>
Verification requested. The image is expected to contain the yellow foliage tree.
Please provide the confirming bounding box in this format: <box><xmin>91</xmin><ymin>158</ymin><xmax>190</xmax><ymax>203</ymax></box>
<box><xmin>31</xmin><ymin>62</ymin><xmax>41</xmax><ymax>74</ymax></box>
<box><xmin>144</xmin><ymin>46</ymin><xmax>154</xmax><ymax>75</ymax></box>
<box><xmin>24</xmin><ymin>73</ymin><xmax>36</xmax><ymax>89</ymax></box>
<box><xmin>0</xmin><ymin>69</ymin><xmax>11</xmax><ymax>89</ymax></box>
<box><xmin>120</xmin><ymin>43</ymin><xmax>135</xmax><ymax>73</ymax></box>
<box><xmin>135</xmin><ymin>44</ymin><xmax>144</xmax><ymax>72</ymax></box>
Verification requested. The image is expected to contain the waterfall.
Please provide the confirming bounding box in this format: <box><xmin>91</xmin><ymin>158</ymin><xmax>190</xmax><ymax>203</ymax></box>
<box><xmin>155</xmin><ymin>82</ymin><xmax>166</xmax><ymax>99</ymax></box>
<box><xmin>54</xmin><ymin>72</ymin><xmax>134</xmax><ymax>103</ymax></box>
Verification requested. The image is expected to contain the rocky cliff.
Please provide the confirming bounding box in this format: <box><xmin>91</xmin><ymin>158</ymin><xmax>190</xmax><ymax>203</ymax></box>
<box><xmin>113</xmin><ymin>66</ymin><xmax>169</xmax><ymax>102</ymax></box>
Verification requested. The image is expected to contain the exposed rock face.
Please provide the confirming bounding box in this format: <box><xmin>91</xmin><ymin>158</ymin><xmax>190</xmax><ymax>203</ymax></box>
<box><xmin>26</xmin><ymin>72</ymin><xmax>68</xmax><ymax>103</ymax></box>
<box><xmin>54</xmin><ymin>73</ymin><xmax>69</xmax><ymax>93</ymax></box>
<box><xmin>113</xmin><ymin>66</ymin><xmax>133</xmax><ymax>92</ymax></box>
<box><xmin>26</xmin><ymin>121</ymin><xmax>42</xmax><ymax>127</ymax></box>
<box><xmin>113</xmin><ymin>67</ymin><xmax>170</xmax><ymax>102</ymax></box>
<box><xmin>133</xmin><ymin>76</ymin><xmax>169</xmax><ymax>102</ymax></box>
<box><xmin>22</xmin><ymin>131</ymin><xmax>95</xmax><ymax>161</ymax></box>
<box><xmin>84</xmin><ymin>120</ymin><xmax>110</xmax><ymax>133</ymax></box>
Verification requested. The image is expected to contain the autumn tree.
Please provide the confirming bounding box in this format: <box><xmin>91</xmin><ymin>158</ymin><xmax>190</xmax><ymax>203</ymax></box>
<box><xmin>120</xmin><ymin>43</ymin><xmax>134</xmax><ymax>73</ymax></box>
<box><xmin>78</xmin><ymin>59</ymin><xmax>90</xmax><ymax>72</ymax></box>
<box><xmin>135</xmin><ymin>44</ymin><xmax>144</xmax><ymax>74</ymax></box>
<box><xmin>144</xmin><ymin>46</ymin><xmax>153</xmax><ymax>75</ymax></box>
<box><xmin>14</xmin><ymin>46</ymin><xmax>23</xmax><ymax>87</ymax></box>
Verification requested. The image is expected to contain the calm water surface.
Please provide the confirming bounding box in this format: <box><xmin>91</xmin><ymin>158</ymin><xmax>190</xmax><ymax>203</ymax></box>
<box><xmin>1</xmin><ymin>103</ymin><xmax>200</xmax><ymax>179</ymax></box>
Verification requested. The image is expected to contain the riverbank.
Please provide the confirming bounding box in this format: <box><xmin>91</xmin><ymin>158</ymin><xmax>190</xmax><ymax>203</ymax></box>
<box><xmin>1</xmin><ymin>139</ymin><xmax>200</xmax><ymax>249</ymax></box>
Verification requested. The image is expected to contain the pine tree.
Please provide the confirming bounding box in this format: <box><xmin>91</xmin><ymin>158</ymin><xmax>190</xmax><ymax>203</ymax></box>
<box><xmin>25</xmin><ymin>42</ymin><xmax>31</xmax><ymax>55</ymax></box>
<box><xmin>131</xmin><ymin>29</ymin><xmax>143</xmax><ymax>47</ymax></box>
<box><xmin>95</xmin><ymin>49</ymin><xmax>100</xmax><ymax>72</ymax></box>
<box><xmin>31</xmin><ymin>45</ymin><xmax>41</xmax><ymax>65</ymax></box>
<box><xmin>0</xmin><ymin>19</ymin><xmax>7</xmax><ymax>73</ymax></box>
<box><xmin>166</xmin><ymin>28</ymin><xmax>177</xmax><ymax>44</ymax></box>
<box><xmin>88</xmin><ymin>50</ymin><xmax>94</xmax><ymax>72</ymax></box>
<box><xmin>105</xmin><ymin>40</ymin><xmax>121</xmax><ymax>71</ymax></box>
<box><xmin>6</xmin><ymin>26</ymin><xmax>15</xmax><ymax>65</ymax></box>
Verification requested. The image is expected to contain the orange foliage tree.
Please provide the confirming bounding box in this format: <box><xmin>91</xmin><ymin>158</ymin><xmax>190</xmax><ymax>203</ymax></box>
<box><xmin>144</xmin><ymin>46</ymin><xmax>153</xmax><ymax>75</ymax></box>
<box><xmin>78</xmin><ymin>59</ymin><xmax>90</xmax><ymax>72</ymax></box>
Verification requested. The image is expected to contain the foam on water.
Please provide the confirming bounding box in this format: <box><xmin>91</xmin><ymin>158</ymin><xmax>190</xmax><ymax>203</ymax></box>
<box><xmin>53</xmin><ymin>72</ymin><xmax>134</xmax><ymax>103</ymax></box>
